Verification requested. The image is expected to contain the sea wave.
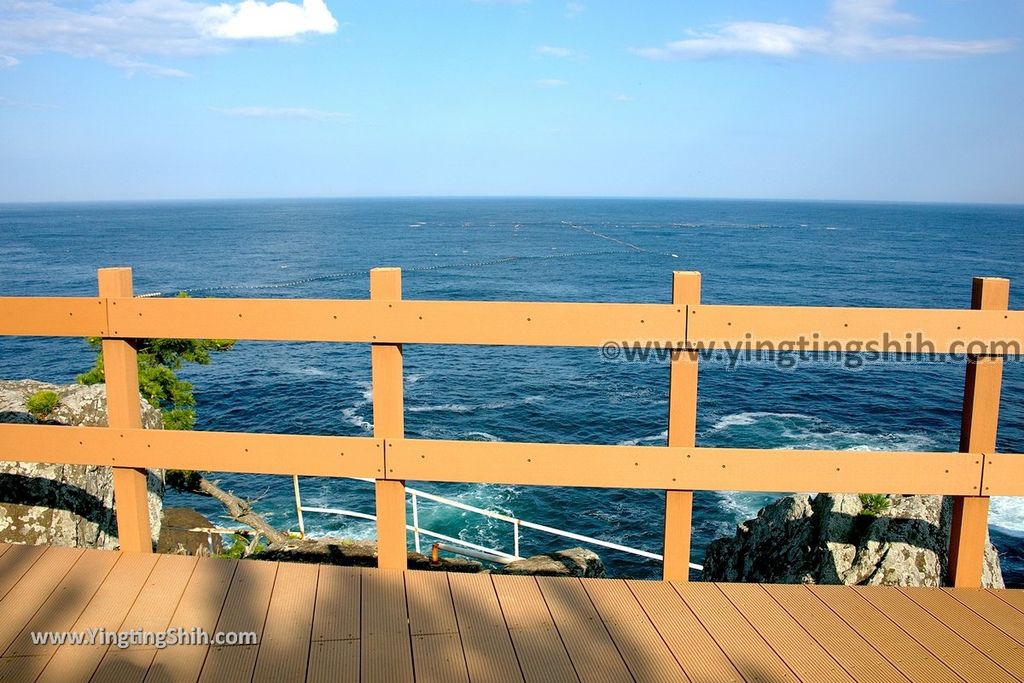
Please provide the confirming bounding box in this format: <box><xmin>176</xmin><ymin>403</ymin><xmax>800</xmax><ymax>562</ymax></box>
<box><xmin>407</xmin><ymin>396</ymin><xmax>544</xmax><ymax>414</ymax></box>
<box><xmin>705</xmin><ymin>411</ymin><xmax>936</xmax><ymax>452</ymax></box>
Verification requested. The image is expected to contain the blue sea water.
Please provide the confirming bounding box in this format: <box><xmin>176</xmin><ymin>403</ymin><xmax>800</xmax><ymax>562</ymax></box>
<box><xmin>1</xmin><ymin>198</ymin><xmax>1022</xmax><ymax>584</ymax></box>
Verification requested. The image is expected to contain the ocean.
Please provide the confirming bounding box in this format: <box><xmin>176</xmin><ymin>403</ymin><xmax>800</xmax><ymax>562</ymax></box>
<box><xmin>2</xmin><ymin>198</ymin><xmax>1022</xmax><ymax>585</ymax></box>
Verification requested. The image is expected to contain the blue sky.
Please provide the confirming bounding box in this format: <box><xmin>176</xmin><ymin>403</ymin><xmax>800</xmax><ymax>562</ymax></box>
<box><xmin>1</xmin><ymin>0</ymin><xmax>1022</xmax><ymax>203</ymax></box>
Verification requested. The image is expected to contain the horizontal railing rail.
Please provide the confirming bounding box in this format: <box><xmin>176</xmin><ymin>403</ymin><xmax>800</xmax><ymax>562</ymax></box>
<box><xmin>1</xmin><ymin>423</ymin><xmax>1012</xmax><ymax>497</ymax></box>
<box><xmin>2</xmin><ymin>296</ymin><xmax>1022</xmax><ymax>351</ymax></box>
<box><xmin>0</xmin><ymin>266</ymin><xmax>1020</xmax><ymax>587</ymax></box>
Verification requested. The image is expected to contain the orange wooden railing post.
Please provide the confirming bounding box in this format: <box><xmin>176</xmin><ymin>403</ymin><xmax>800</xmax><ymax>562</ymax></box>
<box><xmin>948</xmin><ymin>276</ymin><xmax>1009</xmax><ymax>587</ymax></box>
<box><xmin>371</xmin><ymin>267</ymin><xmax>408</xmax><ymax>569</ymax></box>
<box><xmin>663</xmin><ymin>271</ymin><xmax>700</xmax><ymax>581</ymax></box>
<box><xmin>98</xmin><ymin>267</ymin><xmax>152</xmax><ymax>553</ymax></box>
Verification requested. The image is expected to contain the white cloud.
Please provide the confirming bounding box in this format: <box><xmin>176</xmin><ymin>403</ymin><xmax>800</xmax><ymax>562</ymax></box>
<box><xmin>610</xmin><ymin>92</ymin><xmax>633</xmax><ymax>102</ymax></box>
<box><xmin>0</xmin><ymin>0</ymin><xmax>339</xmax><ymax>76</ymax></box>
<box><xmin>201</xmin><ymin>0</ymin><xmax>337</xmax><ymax>39</ymax></box>
<box><xmin>565</xmin><ymin>2</ymin><xmax>583</xmax><ymax>19</ymax></box>
<box><xmin>1</xmin><ymin>55</ymin><xmax>19</xmax><ymax>68</ymax></box>
<box><xmin>536</xmin><ymin>45</ymin><xmax>575</xmax><ymax>59</ymax></box>
<box><xmin>634</xmin><ymin>0</ymin><xmax>1014</xmax><ymax>61</ymax></box>
<box><xmin>213</xmin><ymin>106</ymin><xmax>348</xmax><ymax>121</ymax></box>
<box><xmin>0</xmin><ymin>95</ymin><xmax>58</xmax><ymax>108</ymax></box>
<box><xmin>535</xmin><ymin>78</ymin><xmax>567</xmax><ymax>88</ymax></box>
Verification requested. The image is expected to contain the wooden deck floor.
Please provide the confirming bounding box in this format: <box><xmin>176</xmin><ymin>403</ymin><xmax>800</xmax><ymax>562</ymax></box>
<box><xmin>0</xmin><ymin>543</ymin><xmax>1023</xmax><ymax>682</ymax></box>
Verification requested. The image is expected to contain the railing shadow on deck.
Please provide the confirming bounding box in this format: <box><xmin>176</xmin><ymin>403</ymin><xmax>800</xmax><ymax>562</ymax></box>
<box><xmin>0</xmin><ymin>266</ymin><xmax>1021</xmax><ymax>590</ymax></box>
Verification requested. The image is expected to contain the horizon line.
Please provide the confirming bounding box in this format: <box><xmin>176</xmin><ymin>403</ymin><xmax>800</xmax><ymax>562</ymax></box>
<box><xmin>2</xmin><ymin>194</ymin><xmax>1023</xmax><ymax>208</ymax></box>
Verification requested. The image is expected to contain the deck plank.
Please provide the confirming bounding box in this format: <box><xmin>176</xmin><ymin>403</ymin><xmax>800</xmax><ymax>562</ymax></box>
<box><xmin>0</xmin><ymin>546</ymin><xmax>83</xmax><ymax>655</ymax></box>
<box><xmin>719</xmin><ymin>582</ymin><xmax>854</xmax><ymax>683</ymax></box>
<box><xmin>89</xmin><ymin>554</ymin><xmax>200</xmax><ymax>683</ymax></box>
<box><xmin>307</xmin><ymin>565</ymin><xmax>361</xmax><ymax>683</ymax></box>
<box><xmin>0</xmin><ymin>543</ymin><xmax>48</xmax><ymax>602</ymax></box>
<box><xmin>808</xmin><ymin>585</ymin><xmax>963</xmax><ymax>683</ymax></box>
<box><xmin>4</xmin><ymin>546</ymin><xmax>119</xmax><ymax>657</ymax></box>
<box><xmin>763</xmin><ymin>584</ymin><xmax>909</xmax><ymax>683</ymax></box>
<box><xmin>990</xmin><ymin>589</ymin><xmax>1024</xmax><ymax>613</ymax></box>
<box><xmin>311</xmin><ymin>565</ymin><xmax>361</xmax><ymax>642</ymax></box>
<box><xmin>196</xmin><ymin>558</ymin><xmax>278</xmax><ymax>683</ymax></box>
<box><xmin>252</xmin><ymin>562</ymin><xmax>319</xmax><ymax>683</ymax></box>
<box><xmin>627</xmin><ymin>579</ymin><xmax>742</xmax><ymax>683</ymax></box>
<box><xmin>895</xmin><ymin>587</ymin><xmax>1024</xmax><ymax>680</ymax></box>
<box><xmin>91</xmin><ymin>647</ymin><xmax>158</xmax><ymax>683</ymax></box>
<box><xmin>947</xmin><ymin>589</ymin><xmax>1024</xmax><ymax>645</ymax></box>
<box><xmin>858</xmin><ymin>586</ymin><xmax>1014</xmax><ymax>682</ymax></box>
<box><xmin>406</xmin><ymin>570</ymin><xmax>469</xmax><ymax>683</ymax></box>
<box><xmin>143</xmin><ymin>556</ymin><xmax>238</xmax><ymax>683</ymax></box>
<box><xmin>307</xmin><ymin>639</ymin><xmax>359</xmax><ymax>683</ymax></box>
<box><xmin>38</xmin><ymin>552</ymin><xmax>160</xmax><ymax>683</ymax></box>
<box><xmin>0</xmin><ymin>654</ymin><xmax>50</xmax><ymax>683</ymax></box>
<box><xmin>492</xmin><ymin>574</ymin><xmax>578</xmax><ymax>683</ymax></box>
<box><xmin>536</xmin><ymin>577</ymin><xmax>632</xmax><ymax>683</ymax></box>
<box><xmin>582</xmin><ymin>578</ymin><xmax>688</xmax><ymax>683</ymax></box>
<box><xmin>1</xmin><ymin>543</ymin><xmax>1023</xmax><ymax>683</ymax></box>
<box><xmin>361</xmin><ymin>568</ymin><xmax>414</xmax><ymax>683</ymax></box>
<box><xmin>673</xmin><ymin>582</ymin><xmax>798</xmax><ymax>683</ymax></box>
<box><xmin>448</xmin><ymin>571</ymin><xmax>522</xmax><ymax>683</ymax></box>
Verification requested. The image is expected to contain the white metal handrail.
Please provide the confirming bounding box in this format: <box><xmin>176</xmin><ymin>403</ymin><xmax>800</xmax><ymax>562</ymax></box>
<box><xmin>292</xmin><ymin>475</ymin><xmax>704</xmax><ymax>571</ymax></box>
<box><xmin>299</xmin><ymin>505</ymin><xmax>517</xmax><ymax>563</ymax></box>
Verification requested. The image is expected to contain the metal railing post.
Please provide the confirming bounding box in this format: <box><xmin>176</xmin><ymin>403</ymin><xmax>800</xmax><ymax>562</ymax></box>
<box><xmin>292</xmin><ymin>475</ymin><xmax>306</xmax><ymax>538</ymax></box>
<box><xmin>412</xmin><ymin>492</ymin><xmax>421</xmax><ymax>554</ymax></box>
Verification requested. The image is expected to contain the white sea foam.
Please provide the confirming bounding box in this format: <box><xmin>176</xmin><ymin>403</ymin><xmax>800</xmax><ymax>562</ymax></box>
<box><xmin>991</xmin><ymin>498</ymin><xmax>1024</xmax><ymax>534</ymax></box>
<box><xmin>707</xmin><ymin>411</ymin><xmax>936</xmax><ymax>452</ymax></box>
<box><xmin>706</xmin><ymin>410</ymin><xmax>1024</xmax><ymax>531</ymax></box>
<box><xmin>407</xmin><ymin>396</ymin><xmax>544</xmax><ymax>414</ymax></box>
<box><xmin>465</xmin><ymin>431</ymin><xmax>501</xmax><ymax>441</ymax></box>
<box><xmin>340</xmin><ymin>406</ymin><xmax>372</xmax><ymax>433</ymax></box>
<box><xmin>708</xmin><ymin>411</ymin><xmax>809</xmax><ymax>431</ymax></box>
<box><xmin>617</xmin><ymin>430</ymin><xmax>668</xmax><ymax>446</ymax></box>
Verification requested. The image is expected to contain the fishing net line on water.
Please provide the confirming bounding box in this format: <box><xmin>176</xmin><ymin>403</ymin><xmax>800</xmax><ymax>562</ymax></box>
<box><xmin>135</xmin><ymin>222</ymin><xmax>680</xmax><ymax>297</ymax></box>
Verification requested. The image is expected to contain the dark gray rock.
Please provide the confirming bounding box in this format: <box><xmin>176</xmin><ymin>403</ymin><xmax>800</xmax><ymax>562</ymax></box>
<box><xmin>157</xmin><ymin>507</ymin><xmax>223</xmax><ymax>556</ymax></box>
<box><xmin>0</xmin><ymin>379</ymin><xmax>164</xmax><ymax>550</ymax></box>
<box><xmin>499</xmin><ymin>547</ymin><xmax>605</xmax><ymax>577</ymax></box>
<box><xmin>251</xmin><ymin>538</ymin><xmax>483</xmax><ymax>572</ymax></box>
<box><xmin>703</xmin><ymin>493</ymin><xmax>1003</xmax><ymax>587</ymax></box>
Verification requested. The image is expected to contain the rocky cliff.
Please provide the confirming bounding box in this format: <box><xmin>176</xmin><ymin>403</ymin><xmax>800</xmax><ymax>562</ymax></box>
<box><xmin>0</xmin><ymin>379</ymin><xmax>164</xmax><ymax>550</ymax></box>
<box><xmin>704</xmin><ymin>493</ymin><xmax>1003</xmax><ymax>587</ymax></box>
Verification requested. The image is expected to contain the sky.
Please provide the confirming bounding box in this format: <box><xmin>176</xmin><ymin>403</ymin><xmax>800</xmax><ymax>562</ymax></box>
<box><xmin>0</xmin><ymin>0</ymin><xmax>1022</xmax><ymax>203</ymax></box>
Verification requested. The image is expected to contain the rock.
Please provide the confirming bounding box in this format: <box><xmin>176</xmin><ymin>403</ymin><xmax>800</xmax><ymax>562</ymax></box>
<box><xmin>250</xmin><ymin>538</ymin><xmax>483</xmax><ymax>572</ymax></box>
<box><xmin>0</xmin><ymin>379</ymin><xmax>164</xmax><ymax>550</ymax></box>
<box><xmin>498</xmin><ymin>547</ymin><xmax>605</xmax><ymax>577</ymax></box>
<box><xmin>157</xmin><ymin>507</ymin><xmax>223</xmax><ymax>556</ymax></box>
<box><xmin>703</xmin><ymin>493</ymin><xmax>1004</xmax><ymax>588</ymax></box>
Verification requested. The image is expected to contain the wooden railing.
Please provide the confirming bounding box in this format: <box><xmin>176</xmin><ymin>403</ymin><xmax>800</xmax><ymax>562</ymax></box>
<box><xmin>1</xmin><ymin>267</ymin><xmax>1022</xmax><ymax>587</ymax></box>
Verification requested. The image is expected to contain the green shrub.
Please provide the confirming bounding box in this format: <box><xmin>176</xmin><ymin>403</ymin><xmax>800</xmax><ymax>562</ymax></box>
<box><xmin>214</xmin><ymin>533</ymin><xmax>266</xmax><ymax>559</ymax></box>
<box><xmin>77</xmin><ymin>295</ymin><xmax>234</xmax><ymax>431</ymax></box>
<box><xmin>26</xmin><ymin>390</ymin><xmax>60</xmax><ymax>418</ymax></box>
<box><xmin>858</xmin><ymin>493</ymin><xmax>891</xmax><ymax>517</ymax></box>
